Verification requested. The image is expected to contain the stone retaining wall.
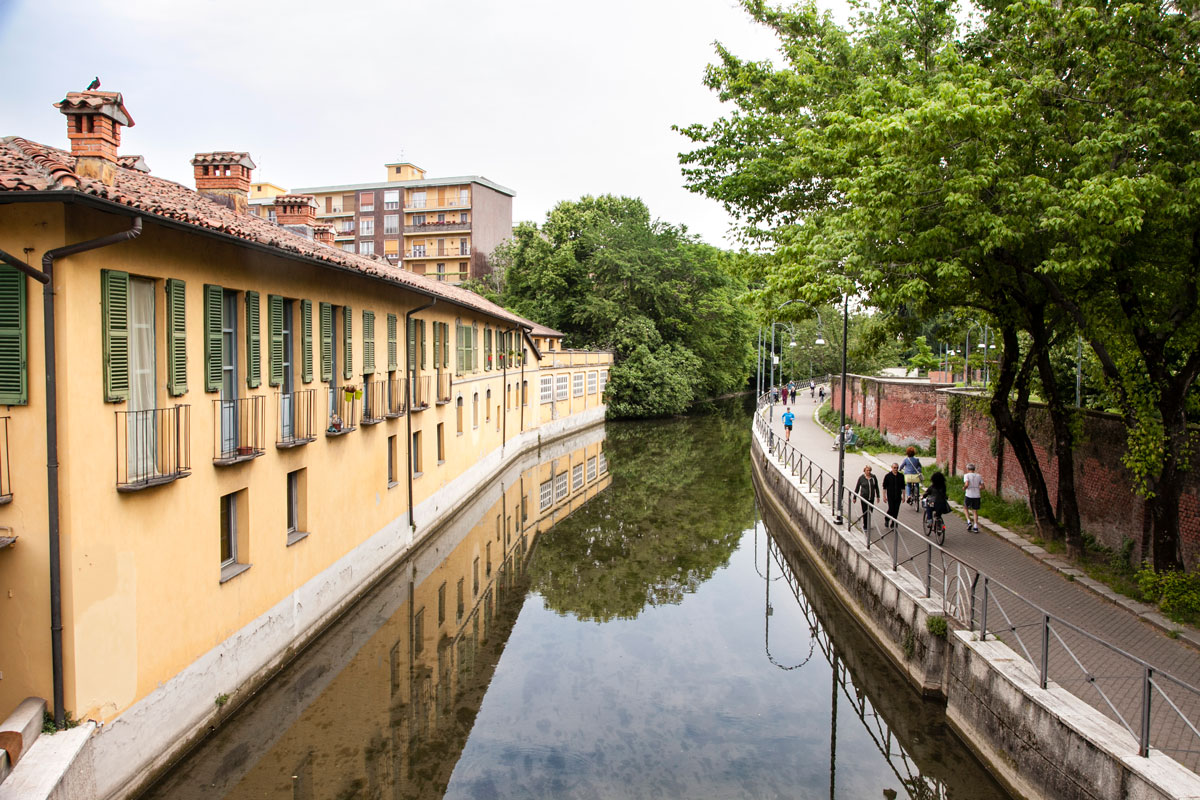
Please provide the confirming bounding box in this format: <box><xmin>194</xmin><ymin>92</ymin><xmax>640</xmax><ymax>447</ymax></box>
<box><xmin>751</xmin><ymin>422</ymin><xmax>1200</xmax><ymax>800</ymax></box>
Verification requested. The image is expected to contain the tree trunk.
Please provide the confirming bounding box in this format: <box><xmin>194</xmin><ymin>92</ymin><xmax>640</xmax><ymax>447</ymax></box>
<box><xmin>990</xmin><ymin>325</ymin><xmax>1062</xmax><ymax>542</ymax></box>
<box><xmin>1033</xmin><ymin>330</ymin><xmax>1083</xmax><ymax>558</ymax></box>
<box><xmin>1145</xmin><ymin>408</ymin><xmax>1188</xmax><ymax>571</ymax></box>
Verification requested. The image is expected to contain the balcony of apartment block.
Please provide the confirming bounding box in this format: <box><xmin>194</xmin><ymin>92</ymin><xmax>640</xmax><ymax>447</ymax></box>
<box><xmin>411</xmin><ymin>374</ymin><xmax>432</xmax><ymax>411</ymax></box>
<box><xmin>317</xmin><ymin>204</ymin><xmax>355</xmax><ymax>218</ymax></box>
<box><xmin>403</xmin><ymin>221</ymin><xmax>471</xmax><ymax>234</ymax></box>
<box><xmin>213</xmin><ymin>396</ymin><xmax>266</xmax><ymax>465</ymax></box>
<box><xmin>435</xmin><ymin>370</ymin><xmax>452</xmax><ymax>405</ymax></box>
<box><xmin>326</xmin><ymin>387</ymin><xmax>359</xmax><ymax>437</ymax></box>
<box><xmin>0</xmin><ymin>416</ymin><xmax>9</xmax><ymax>504</ymax></box>
<box><xmin>116</xmin><ymin>405</ymin><xmax>193</xmax><ymax>490</ymax></box>
<box><xmin>276</xmin><ymin>388</ymin><xmax>317</xmax><ymax>448</ymax></box>
<box><xmin>386</xmin><ymin>376</ymin><xmax>407</xmax><ymax>418</ymax></box>
<box><xmin>361</xmin><ymin>378</ymin><xmax>387</xmax><ymax>426</ymax></box>
<box><xmin>334</xmin><ymin>224</ymin><xmax>356</xmax><ymax>240</ymax></box>
<box><xmin>404</xmin><ymin>246</ymin><xmax>471</xmax><ymax>259</ymax></box>
<box><xmin>405</xmin><ymin>197</ymin><xmax>471</xmax><ymax>211</ymax></box>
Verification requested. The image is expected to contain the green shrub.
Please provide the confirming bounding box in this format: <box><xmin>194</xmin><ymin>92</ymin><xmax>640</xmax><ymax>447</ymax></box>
<box><xmin>1136</xmin><ymin>563</ymin><xmax>1200</xmax><ymax>625</ymax></box>
<box><xmin>816</xmin><ymin>405</ymin><xmax>934</xmax><ymax>457</ymax></box>
<box><xmin>926</xmin><ymin>615</ymin><xmax>948</xmax><ymax>638</ymax></box>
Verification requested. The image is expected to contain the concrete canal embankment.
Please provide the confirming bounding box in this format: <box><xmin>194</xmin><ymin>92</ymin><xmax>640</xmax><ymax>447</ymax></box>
<box><xmin>750</xmin><ymin>426</ymin><xmax>1200</xmax><ymax>800</ymax></box>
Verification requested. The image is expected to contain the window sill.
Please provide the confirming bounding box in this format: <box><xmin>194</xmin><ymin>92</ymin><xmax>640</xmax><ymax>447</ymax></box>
<box><xmin>0</xmin><ymin>494</ymin><xmax>11</xmax><ymax>505</ymax></box>
<box><xmin>456</xmin><ymin>432</ymin><xmax>463</xmax><ymax>437</ymax></box>
<box><xmin>115</xmin><ymin>470</ymin><xmax>191</xmax><ymax>493</ymax></box>
<box><xmin>411</xmin><ymin>403</ymin><xmax>429</xmax><ymax>413</ymax></box>
<box><xmin>387</xmin><ymin>480</ymin><xmax>400</xmax><ymax>490</ymax></box>
<box><xmin>361</xmin><ymin>417</ymin><xmax>385</xmax><ymax>426</ymax></box>
<box><xmin>413</xmin><ymin>471</ymin><xmax>424</xmax><ymax>479</ymax></box>
<box><xmin>276</xmin><ymin>437</ymin><xmax>315</xmax><ymax>450</ymax></box>
<box><xmin>384</xmin><ymin>411</ymin><xmax>405</xmax><ymax>419</ymax></box>
<box><xmin>286</xmin><ymin>530</ymin><xmax>310</xmax><ymax>547</ymax></box>
<box><xmin>435</xmin><ymin>399</ymin><xmax>451</xmax><ymax>406</ymax></box>
<box><xmin>325</xmin><ymin>426</ymin><xmax>357</xmax><ymax>438</ymax></box>
<box><xmin>219</xmin><ymin>561</ymin><xmax>252</xmax><ymax>584</ymax></box>
<box><xmin>437</xmin><ymin>459</ymin><xmax>445</xmax><ymax>466</ymax></box>
<box><xmin>213</xmin><ymin>451</ymin><xmax>263</xmax><ymax>467</ymax></box>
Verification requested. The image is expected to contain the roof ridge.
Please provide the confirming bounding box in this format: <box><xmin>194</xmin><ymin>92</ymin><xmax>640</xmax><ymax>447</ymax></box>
<box><xmin>7</xmin><ymin>137</ymin><xmax>79</xmax><ymax>188</ymax></box>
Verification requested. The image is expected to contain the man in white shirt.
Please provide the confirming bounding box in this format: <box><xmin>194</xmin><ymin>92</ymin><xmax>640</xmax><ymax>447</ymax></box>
<box><xmin>963</xmin><ymin>463</ymin><xmax>983</xmax><ymax>532</ymax></box>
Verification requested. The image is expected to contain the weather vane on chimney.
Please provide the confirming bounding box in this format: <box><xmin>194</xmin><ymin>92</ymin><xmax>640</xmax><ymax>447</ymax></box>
<box><xmin>86</xmin><ymin>76</ymin><xmax>101</xmax><ymax>91</ymax></box>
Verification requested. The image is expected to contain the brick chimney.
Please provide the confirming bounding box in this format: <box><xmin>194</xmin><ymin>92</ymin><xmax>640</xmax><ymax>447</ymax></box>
<box><xmin>313</xmin><ymin>224</ymin><xmax>336</xmax><ymax>246</ymax></box>
<box><xmin>275</xmin><ymin>194</ymin><xmax>318</xmax><ymax>238</ymax></box>
<box><xmin>191</xmin><ymin>152</ymin><xmax>256</xmax><ymax>213</ymax></box>
<box><xmin>54</xmin><ymin>90</ymin><xmax>134</xmax><ymax>186</ymax></box>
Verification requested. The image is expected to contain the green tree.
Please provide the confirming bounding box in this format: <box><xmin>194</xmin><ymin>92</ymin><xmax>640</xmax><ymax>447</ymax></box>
<box><xmin>907</xmin><ymin>336</ymin><xmax>938</xmax><ymax>376</ymax></box>
<box><xmin>499</xmin><ymin>196</ymin><xmax>755</xmax><ymax>417</ymax></box>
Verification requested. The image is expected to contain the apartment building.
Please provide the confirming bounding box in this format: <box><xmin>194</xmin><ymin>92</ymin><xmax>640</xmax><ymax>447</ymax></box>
<box><xmin>248</xmin><ymin>162</ymin><xmax>514</xmax><ymax>285</ymax></box>
<box><xmin>0</xmin><ymin>87</ymin><xmax>604</xmax><ymax>798</ymax></box>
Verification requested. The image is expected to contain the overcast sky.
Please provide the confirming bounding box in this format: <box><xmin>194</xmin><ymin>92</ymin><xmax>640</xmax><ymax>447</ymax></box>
<box><xmin>0</xmin><ymin>0</ymin><xmax>849</xmax><ymax>247</ymax></box>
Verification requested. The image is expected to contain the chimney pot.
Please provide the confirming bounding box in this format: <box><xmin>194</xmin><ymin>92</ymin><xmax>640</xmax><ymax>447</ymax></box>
<box><xmin>192</xmin><ymin>152</ymin><xmax>256</xmax><ymax>213</ymax></box>
<box><xmin>55</xmin><ymin>89</ymin><xmax>134</xmax><ymax>186</ymax></box>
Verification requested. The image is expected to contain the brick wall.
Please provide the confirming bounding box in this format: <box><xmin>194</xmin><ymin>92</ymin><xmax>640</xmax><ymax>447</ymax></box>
<box><xmin>829</xmin><ymin>375</ymin><xmax>948</xmax><ymax>449</ymax></box>
<box><xmin>936</xmin><ymin>390</ymin><xmax>1200</xmax><ymax>569</ymax></box>
<box><xmin>829</xmin><ymin>379</ymin><xmax>1200</xmax><ymax>567</ymax></box>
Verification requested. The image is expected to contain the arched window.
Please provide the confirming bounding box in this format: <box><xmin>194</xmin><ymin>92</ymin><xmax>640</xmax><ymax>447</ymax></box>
<box><xmin>455</xmin><ymin>395</ymin><xmax>463</xmax><ymax>434</ymax></box>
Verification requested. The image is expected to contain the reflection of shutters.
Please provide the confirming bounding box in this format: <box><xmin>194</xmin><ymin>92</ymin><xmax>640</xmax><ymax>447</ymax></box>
<box><xmin>203</xmin><ymin>284</ymin><xmax>223</xmax><ymax>392</ymax></box>
<box><xmin>245</xmin><ymin>290</ymin><xmax>261</xmax><ymax>388</ymax></box>
<box><xmin>165</xmin><ymin>278</ymin><xmax>187</xmax><ymax>396</ymax></box>
<box><xmin>101</xmin><ymin>269</ymin><xmax>131</xmax><ymax>402</ymax></box>
<box><xmin>343</xmin><ymin>305</ymin><xmax>353</xmax><ymax>379</ymax></box>
<box><xmin>268</xmin><ymin>294</ymin><xmax>284</xmax><ymax>386</ymax></box>
<box><xmin>0</xmin><ymin>266</ymin><xmax>27</xmax><ymax>405</ymax></box>
<box><xmin>387</xmin><ymin>313</ymin><xmax>397</xmax><ymax>371</ymax></box>
<box><xmin>319</xmin><ymin>302</ymin><xmax>333</xmax><ymax>381</ymax></box>
<box><xmin>363</xmin><ymin>310</ymin><xmax>375</xmax><ymax>373</ymax></box>
<box><xmin>301</xmin><ymin>299</ymin><xmax>313</xmax><ymax>383</ymax></box>
<box><xmin>407</xmin><ymin>317</ymin><xmax>416</xmax><ymax>370</ymax></box>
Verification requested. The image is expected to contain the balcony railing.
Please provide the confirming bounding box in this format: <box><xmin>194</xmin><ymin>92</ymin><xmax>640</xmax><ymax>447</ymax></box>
<box><xmin>406</xmin><ymin>197</ymin><xmax>470</xmax><ymax>210</ymax></box>
<box><xmin>405</xmin><ymin>246</ymin><xmax>471</xmax><ymax>258</ymax></box>
<box><xmin>403</xmin><ymin>221</ymin><xmax>470</xmax><ymax>234</ymax></box>
<box><xmin>435</xmin><ymin>370</ymin><xmax>452</xmax><ymax>404</ymax></box>
<box><xmin>411</xmin><ymin>375</ymin><xmax>432</xmax><ymax>410</ymax></box>
<box><xmin>386</xmin><ymin>376</ymin><xmax>408</xmax><ymax>417</ymax></box>
<box><xmin>326</xmin><ymin>387</ymin><xmax>359</xmax><ymax>436</ymax></box>
<box><xmin>115</xmin><ymin>406</ymin><xmax>192</xmax><ymax>491</ymax></box>
<box><xmin>276</xmin><ymin>388</ymin><xmax>317</xmax><ymax>448</ymax></box>
<box><xmin>362</xmin><ymin>379</ymin><xmax>385</xmax><ymax>425</ymax></box>
<box><xmin>0</xmin><ymin>417</ymin><xmax>9</xmax><ymax>504</ymax></box>
<box><xmin>213</xmin><ymin>396</ymin><xmax>266</xmax><ymax>465</ymax></box>
<box><xmin>431</xmin><ymin>271</ymin><xmax>469</xmax><ymax>283</ymax></box>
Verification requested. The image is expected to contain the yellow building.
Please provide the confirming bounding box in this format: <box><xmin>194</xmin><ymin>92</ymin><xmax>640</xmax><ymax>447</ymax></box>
<box><xmin>0</xmin><ymin>87</ymin><xmax>608</xmax><ymax>798</ymax></box>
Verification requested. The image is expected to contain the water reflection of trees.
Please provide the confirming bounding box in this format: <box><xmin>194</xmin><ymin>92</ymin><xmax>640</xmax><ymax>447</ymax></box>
<box><xmin>530</xmin><ymin>402</ymin><xmax>756</xmax><ymax>621</ymax></box>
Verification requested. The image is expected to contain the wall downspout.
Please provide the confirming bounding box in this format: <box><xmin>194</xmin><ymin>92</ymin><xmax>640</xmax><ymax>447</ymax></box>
<box><xmin>2</xmin><ymin>216</ymin><xmax>143</xmax><ymax>729</ymax></box>
<box><xmin>405</xmin><ymin>299</ymin><xmax>436</xmax><ymax>533</ymax></box>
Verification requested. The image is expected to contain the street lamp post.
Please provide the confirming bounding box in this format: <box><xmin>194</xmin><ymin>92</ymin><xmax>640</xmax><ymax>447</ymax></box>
<box><xmin>965</xmin><ymin>321</ymin><xmax>987</xmax><ymax>388</ymax></box>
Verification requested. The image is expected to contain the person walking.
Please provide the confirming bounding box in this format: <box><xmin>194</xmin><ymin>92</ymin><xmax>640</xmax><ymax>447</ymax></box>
<box><xmin>963</xmin><ymin>463</ymin><xmax>983</xmax><ymax>532</ymax></box>
<box><xmin>771</xmin><ymin>385</ymin><xmax>780</xmax><ymax>404</ymax></box>
<box><xmin>855</xmin><ymin>465</ymin><xmax>880</xmax><ymax>530</ymax></box>
<box><xmin>809</xmin><ymin>379</ymin><xmax>816</xmax><ymax>398</ymax></box>
<box><xmin>782</xmin><ymin>408</ymin><xmax>795</xmax><ymax>442</ymax></box>
<box><xmin>781</xmin><ymin>384</ymin><xmax>789</xmax><ymax>405</ymax></box>
<box><xmin>900</xmin><ymin>446</ymin><xmax>922</xmax><ymax>503</ymax></box>
<box><xmin>818</xmin><ymin>385</ymin><xmax>825</xmax><ymax>403</ymax></box>
<box><xmin>882</xmin><ymin>462</ymin><xmax>904</xmax><ymax>529</ymax></box>
<box><xmin>787</xmin><ymin>380</ymin><xmax>796</xmax><ymax>405</ymax></box>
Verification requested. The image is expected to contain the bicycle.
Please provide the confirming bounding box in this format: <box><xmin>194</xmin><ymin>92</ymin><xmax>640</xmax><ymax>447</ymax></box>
<box><xmin>905</xmin><ymin>477</ymin><xmax>922</xmax><ymax>508</ymax></box>
<box><xmin>923</xmin><ymin>497</ymin><xmax>946</xmax><ymax>545</ymax></box>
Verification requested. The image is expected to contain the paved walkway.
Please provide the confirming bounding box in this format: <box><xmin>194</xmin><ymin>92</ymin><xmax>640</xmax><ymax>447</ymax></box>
<box><xmin>762</xmin><ymin>390</ymin><xmax>1200</xmax><ymax>772</ymax></box>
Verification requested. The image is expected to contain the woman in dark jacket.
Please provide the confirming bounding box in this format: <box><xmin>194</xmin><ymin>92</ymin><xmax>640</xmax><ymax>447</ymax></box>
<box><xmin>854</xmin><ymin>465</ymin><xmax>880</xmax><ymax>529</ymax></box>
<box><xmin>923</xmin><ymin>471</ymin><xmax>950</xmax><ymax>524</ymax></box>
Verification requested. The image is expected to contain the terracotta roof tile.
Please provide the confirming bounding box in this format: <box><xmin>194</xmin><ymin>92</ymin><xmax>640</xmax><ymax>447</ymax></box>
<box><xmin>0</xmin><ymin>137</ymin><xmax>527</xmax><ymax>327</ymax></box>
<box><xmin>117</xmin><ymin>154</ymin><xmax>150</xmax><ymax>173</ymax></box>
<box><xmin>54</xmin><ymin>91</ymin><xmax>135</xmax><ymax>127</ymax></box>
<box><xmin>190</xmin><ymin>152</ymin><xmax>256</xmax><ymax>169</ymax></box>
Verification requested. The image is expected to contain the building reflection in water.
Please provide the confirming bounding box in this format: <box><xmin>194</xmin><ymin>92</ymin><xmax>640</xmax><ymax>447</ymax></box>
<box><xmin>138</xmin><ymin>425</ymin><xmax>609</xmax><ymax>800</ymax></box>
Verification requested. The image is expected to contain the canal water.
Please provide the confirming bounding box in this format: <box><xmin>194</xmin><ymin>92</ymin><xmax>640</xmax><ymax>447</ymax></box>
<box><xmin>138</xmin><ymin>399</ymin><xmax>1010</xmax><ymax>800</ymax></box>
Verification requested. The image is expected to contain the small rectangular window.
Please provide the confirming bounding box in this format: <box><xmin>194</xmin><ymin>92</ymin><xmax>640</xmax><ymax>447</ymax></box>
<box><xmin>573</xmin><ymin>373</ymin><xmax>584</xmax><ymax>397</ymax></box>
<box><xmin>286</xmin><ymin>469</ymin><xmax>307</xmax><ymax>544</ymax></box>
<box><xmin>412</xmin><ymin>430</ymin><xmax>422</xmax><ymax>474</ymax></box>
<box><xmin>587</xmin><ymin>456</ymin><xmax>597</xmax><ymax>481</ymax></box>
<box><xmin>414</xmin><ymin>608</ymin><xmax>424</xmax><ymax>655</ymax></box>
<box><xmin>598</xmin><ymin>452</ymin><xmax>607</xmax><ymax>474</ymax></box>
<box><xmin>383</xmin><ymin>189</ymin><xmax>400</xmax><ymax>210</ymax></box>
<box><xmin>438</xmin><ymin>582</ymin><xmax>446</xmax><ymax>625</ymax></box>
<box><xmin>554</xmin><ymin>471</ymin><xmax>568</xmax><ymax>502</ymax></box>
<box><xmin>359</xmin><ymin>241</ymin><xmax>375</xmax><ymax>255</ymax></box>
<box><xmin>473</xmin><ymin>557</ymin><xmax>480</xmax><ymax>596</ymax></box>
<box><xmin>572</xmin><ymin>463</ymin><xmax>584</xmax><ymax>491</ymax></box>
<box><xmin>555</xmin><ymin>374</ymin><xmax>569</xmax><ymax>400</ymax></box>
<box><xmin>383</xmin><ymin>214</ymin><xmax>399</xmax><ymax>234</ymax></box>
<box><xmin>359</xmin><ymin>191</ymin><xmax>374</xmax><ymax>212</ymax></box>
<box><xmin>387</xmin><ymin>434</ymin><xmax>397</xmax><ymax>486</ymax></box>
<box><xmin>539</xmin><ymin>479</ymin><xmax>553</xmax><ymax>510</ymax></box>
<box><xmin>587</xmin><ymin>371</ymin><xmax>598</xmax><ymax>395</ymax></box>
<box><xmin>437</xmin><ymin>422</ymin><xmax>445</xmax><ymax>462</ymax></box>
<box><xmin>360</xmin><ymin>218</ymin><xmax>375</xmax><ymax>236</ymax></box>
<box><xmin>456</xmin><ymin>578</ymin><xmax>465</xmax><ymax>621</ymax></box>
<box><xmin>540</xmin><ymin>376</ymin><xmax>553</xmax><ymax>404</ymax></box>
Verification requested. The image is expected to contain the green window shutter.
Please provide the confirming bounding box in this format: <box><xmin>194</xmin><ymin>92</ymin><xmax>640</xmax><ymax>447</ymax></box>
<box><xmin>268</xmin><ymin>294</ymin><xmax>284</xmax><ymax>387</ymax></box>
<box><xmin>245</xmin><ymin>290</ymin><xmax>261</xmax><ymax>389</ymax></box>
<box><xmin>432</xmin><ymin>320</ymin><xmax>441</xmax><ymax>369</ymax></box>
<box><xmin>407</xmin><ymin>317</ymin><xmax>416</xmax><ymax>371</ymax></box>
<box><xmin>0</xmin><ymin>266</ymin><xmax>28</xmax><ymax>405</ymax></box>
<box><xmin>471</xmin><ymin>324</ymin><xmax>478</xmax><ymax>372</ymax></box>
<box><xmin>419</xmin><ymin>320</ymin><xmax>426</xmax><ymax>370</ymax></box>
<box><xmin>343</xmin><ymin>305</ymin><xmax>353</xmax><ymax>380</ymax></box>
<box><xmin>387</xmin><ymin>313</ymin><xmax>397</xmax><ymax>371</ymax></box>
<box><xmin>300</xmin><ymin>299</ymin><xmax>313</xmax><ymax>384</ymax></box>
<box><xmin>101</xmin><ymin>269</ymin><xmax>130</xmax><ymax>402</ymax></box>
<box><xmin>165</xmin><ymin>278</ymin><xmax>187</xmax><ymax>396</ymax></box>
<box><xmin>454</xmin><ymin>322</ymin><xmax>462</xmax><ymax>375</ymax></box>
<box><xmin>204</xmin><ymin>284</ymin><xmax>223</xmax><ymax>392</ymax></box>
<box><xmin>363</xmin><ymin>310</ymin><xmax>375</xmax><ymax>373</ymax></box>
<box><xmin>484</xmin><ymin>327</ymin><xmax>492</xmax><ymax>371</ymax></box>
<box><xmin>319</xmin><ymin>302</ymin><xmax>333</xmax><ymax>382</ymax></box>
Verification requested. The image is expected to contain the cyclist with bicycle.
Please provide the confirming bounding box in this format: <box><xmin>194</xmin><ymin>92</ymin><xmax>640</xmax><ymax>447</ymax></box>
<box><xmin>901</xmin><ymin>446</ymin><xmax>922</xmax><ymax>504</ymax></box>
<box><xmin>923</xmin><ymin>471</ymin><xmax>951</xmax><ymax>540</ymax></box>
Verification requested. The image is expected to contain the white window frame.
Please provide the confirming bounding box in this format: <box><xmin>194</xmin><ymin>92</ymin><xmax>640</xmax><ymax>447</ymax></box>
<box><xmin>598</xmin><ymin>452</ymin><xmax>607</xmax><ymax>474</ymax></box>
<box><xmin>587</xmin><ymin>371</ymin><xmax>597</xmax><ymax>395</ymax></box>
<box><xmin>587</xmin><ymin>456</ymin><xmax>597</xmax><ymax>481</ymax></box>
<box><xmin>572</xmin><ymin>463</ymin><xmax>584</xmax><ymax>491</ymax></box>
<box><xmin>539</xmin><ymin>478</ymin><xmax>553</xmax><ymax>510</ymax></box>
<box><xmin>598</xmin><ymin>370</ymin><xmax>608</xmax><ymax>395</ymax></box>
<box><xmin>539</xmin><ymin>375</ymin><xmax>554</xmax><ymax>404</ymax></box>
<box><xmin>359</xmin><ymin>241</ymin><xmax>375</xmax><ymax>255</ymax></box>
<box><xmin>359</xmin><ymin>191</ymin><xmax>375</xmax><ymax>212</ymax></box>
<box><xmin>383</xmin><ymin>214</ymin><xmax>399</xmax><ymax>234</ymax></box>
<box><xmin>383</xmin><ymin>189</ymin><xmax>400</xmax><ymax>210</ymax></box>
<box><xmin>572</xmin><ymin>373</ymin><xmax>584</xmax><ymax>397</ymax></box>
<box><xmin>360</xmin><ymin>218</ymin><xmax>375</xmax><ymax>236</ymax></box>
<box><xmin>555</xmin><ymin>374</ymin><xmax>569</xmax><ymax>401</ymax></box>
<box><xmin>554</xmin><ymin>471</ymin><xmax>568</xmax><ymax>502</ymax></box>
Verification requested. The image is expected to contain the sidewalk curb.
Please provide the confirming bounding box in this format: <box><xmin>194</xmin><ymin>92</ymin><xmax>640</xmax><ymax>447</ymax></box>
<box><xmin>788</xmin><ymin>399</ymin><xmax>1200</xmax><ymax>650</ymax></box>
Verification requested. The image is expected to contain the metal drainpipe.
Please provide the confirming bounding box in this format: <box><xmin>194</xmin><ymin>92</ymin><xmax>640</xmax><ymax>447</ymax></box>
<box><xmin>2</xmin><ymin>216</ymin><xmax>143</xmax><ymax>729</ymax></box>
<box><xmin>405</xmin><ymin>299</ymin><xmax>436</xmax><ymax>532</ymax></box>
<box><xmin>499</xmin><ymin>324</ymin><xmax>519</xmax><ymax>447</ymax></box>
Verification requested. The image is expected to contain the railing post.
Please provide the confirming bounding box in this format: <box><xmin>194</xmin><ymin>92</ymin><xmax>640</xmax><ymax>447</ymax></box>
<box><xmin>1140</xmin><ymin>666</ymin><xmax>1152</xmax><ymax>757</ymax></box>
<box><xmin>892</xmin><ymin>522</ymin><xmax>899</xmax><ymax>570</ymax></box>
<box><xmin>980</xmin><ymin>577</ymin><xmax>989</xmax><ymax>641</ymax></box>
<box><xmin>1040</xmin><ymin>613</ymin><xmax>1050</xmax><ymax>689</ymax></box>
<box><xmin>925</xmin><ymin>543</ymin><xmax>932</xmax><ymax>597</ymax></box>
